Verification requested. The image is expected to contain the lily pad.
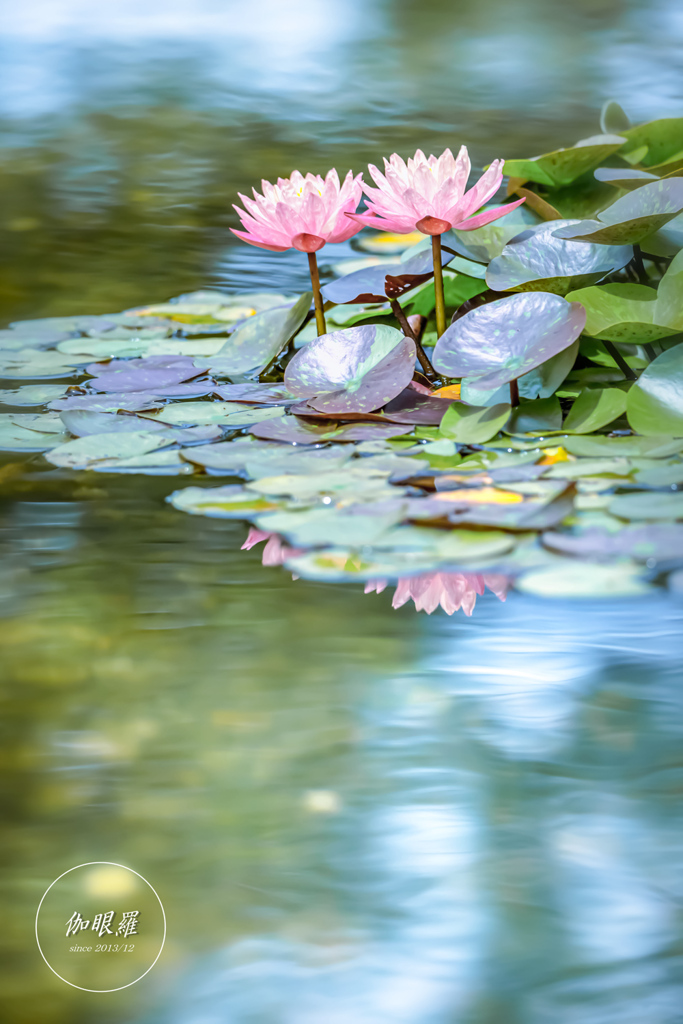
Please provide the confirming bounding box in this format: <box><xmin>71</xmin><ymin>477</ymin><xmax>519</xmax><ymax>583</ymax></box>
<box><xmin>626</xmin><ymin>343</ymin><xmax>683</xmax><ymax>436</ymax></box>
<box><xmin>515</xmin><ymin>562</ymin><xmax>651</xmax><ymax>597</ymax></box>
<box><xmin>502</xmin><ymin>134</ymin><xmax>626</xmax><ymax>187</ymax></box>
<box><xmin>439</xmin><ymin>402</ymin><xmax>511</xmax><ymax>444</ymax></box>
<box><xmin>0</xmin><ymin>384</ymin><xmax>71</xmax><ymax>406</ymax></box>
<box><xmin>609</xmin><ymin>491</ymin><xmax>683</xmax><ymax>520</ymax></box>
<box><xmin>212</xmin><ymin>383</ymin><xmax>297</xmax><ymax>404</ymax></box>
<box><xmin>252</xmin><ymin>506</ymin><xmax>404</xmax><ymax>548</ymax></box>
<box><xmin>250</xmin><ymin>415</ymin><xmax>412</xmax><ymax>445</ymax></box>
<box><xmin>0</xmin><ymin>413</ymin><xmax>70</xmax><ymax>451</ymax></box>
<box><xmin>486</xmin><ymin>221</ymin><xmax>632</xmax><ymax>295</ymax></box>
<box><xmin>561</xmin><ymin>387</ymin><xmax>628</xmax><ymax>433</ymax></box>
<box><xmin>446</xmin><ymin>206</ymin><xmax>540</xmax><ymax>264</ymax></box>
<box><xmin>562</xmin><ymin>434</ymin><xmax>683</xmax><ymax>458</ymax></box>
<box><xmin>168</xmin><ymin>485</ymin><xmax>284</xmax><ymax>518</ymax></box>
<box><xmin>618</xmin><ymin>117</ymin><xmax>683</xmax><ymax>168</ymax></box>
<box><xmin>505</xmin><ymin>396</ymin><xmax>563</xmax><ymax>434</ymax></box>
<box><xmin>600</xmin><ymin>101</ymin><xmax>631</xmax><ymax>136</ymax></box>
<box><xmin>461</xmin><ymin>341</ymin><xmax>579</xmax><ymax>406</ymax></box>
<box><xmin>0</xmin><ymin>349</ymin><xmax>82</xmax><ymax>379</ymax></box>
<box><xmin>593</xmin><ymin>167</ymin><xmax>659</xmax><ymax>191</ymax></box>
<box><xmin>284</xmin><ymin>324</ymin><xmax>415</xmax><ymax>414</ymax></box>
<box><xmin>552</xmin><ymin>179</ymin><xmax>683</xmax><ymax>245</ymax></box>
<box><xmin>196</xmin><ymin>293</ymin><xmax>311</xmax><ymax>376</ymax></box>
<box><xmin>87</xmin><ymin>356</ymin><xmax>203</xmax><ymax>393</ymax></box>
<box><xmin>49</xmin><ymin>392</ymin><xmax>163</xmax><ymax>413</ymax></box>
<box><xmin>565</xmin><ymin>282</ymin><xmax>681</xmax><ymax>344</ymax></box>
<box><xmin>433</xmin><ymin>293</ymin><xmax>586</xmax><ymax>389</ymax></box>
<box><xmin>543</xmin><ymin>523</ymin><xmax>683</xmax><ymax>561</ymax></box>
<box><xmin>46</xmin><ymin>431</ymin><xmax>171</xmax><ymax>470</ymax></box>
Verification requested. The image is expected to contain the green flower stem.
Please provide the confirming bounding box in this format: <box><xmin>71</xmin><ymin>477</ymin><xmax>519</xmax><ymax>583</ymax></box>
<box><xmin>389</xmin><ymin>299</ymin><xmax>435</xmax><ymax>378</ymax></box>
<box><xmin>432</xmin><ymin>234</ymin><xmax>447</xmax><ymax>338</ymax></box>
<box><xmin>509</xmin><ymin>378</ymin><xmax>520</xmax><ymax>407</ymax></box>
<box><xmin>307</xmin><ymin>252</ymin><xmax>327</xmax><ymax>336</ymax></box>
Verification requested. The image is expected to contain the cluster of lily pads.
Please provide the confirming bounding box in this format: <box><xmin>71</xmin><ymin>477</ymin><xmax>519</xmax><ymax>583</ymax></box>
<box><xmin>2</xmin><ymin>103</ymin><xmax>683</xmax><ymax>603</ymax></box>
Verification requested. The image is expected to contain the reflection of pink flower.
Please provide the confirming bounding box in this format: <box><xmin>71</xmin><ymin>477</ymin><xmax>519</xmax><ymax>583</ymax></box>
<box><xmin>349</xmin><ymin>148</ymin><xmax>524</xmax><ymax>236</ymax></box>
<box><xmin>241</xmin><ymin>528</ymin><xmax>303</xmax><ymax>571</ymax></box>
<box><xmin>365</xmin><ymin>572</ymin><xmax>509</xmax><ymax>616</ymax></box>
<box><xmin>231</xmin><ymin>169</ymin><xmax>364</xmax><ymax>253</ymax></box>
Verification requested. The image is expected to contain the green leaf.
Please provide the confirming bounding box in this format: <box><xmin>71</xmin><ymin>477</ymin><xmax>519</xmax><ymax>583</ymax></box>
<box><xmin>609</xmin><ymin>491</ymin><xmax>683</xmax><ymax>520</ymax></box>
<box><xmin>600</xmin><ymin>100</ymin><xmax>631</xmax><ymax>135</ymax></box>
<box><xmin>565</xmin><ymin>282</ymin><xmax>679</xmax><ymax>344</ymax></box>
<box><xmin>198</xmin><ymin>293</ymin><xmax>312</xmax><ymax>376</ymax></box>
<box><xmin>516</xmin><ymin>562</ymin><xmax>651</xmax><ymax>597</ymax></box>
<box><xmin>486</xmin><ymin>221</ymin><xmax>632</xmax><ymax>295</ymax></box>
<box><xmin>619</xmin><ymin>117</ymin><xmax>683</xmax><ymax>169</ymax></box>
<box><xmin>502</xmin><ymin>135</ymin><xmax>626</xmax><ymax>187</ymax></box>
<box><xmin>439</xmin><ymin>402</ymin><xmax>511</xmax><ymax>444</ymax></box>
<box><xmin>553</xmin><ymin>179</ymin><xmax>683</xmax><ymax>245</ymax></box>
<box><xmin>626</xmin><ymin>343</ymin><xmax>683</xmax><ymax>436</ymax></box>
<box><xmin>563</xmin><ymin>434</ymin><xmax>683</xmax><ymax>457</ymax></box>
<box><xmin>562</xmin><ymin>387</ymin><xmax>628</xmax><ymax>433</ymax></box>
<box><xmin>447</xmin><ymin>206</ymin><xmax>540</xmax><ymax>263</ymax></box>
<box><xmin>460</xmin><ymin>341</ymin><xmax>579</xmax><ymax>406</ymax></box>
<box><xmin>506</xmin><ymin>397</ymin><xmax>562</xmax><ymax>434</ymax></box>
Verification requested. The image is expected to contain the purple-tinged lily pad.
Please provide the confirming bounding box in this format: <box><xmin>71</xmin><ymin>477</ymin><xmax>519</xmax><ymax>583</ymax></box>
<box><xmin>285</xmin><ymin>324</ymin><xmax>416</xmax><ymax>414</ymax></box>
<box><xmin>86</xmin><ymin>356</ymin><xmax>204</xmax><ymax>393</ymax></box>
<box><xmin>593</xmin><ymin>167</ymin><xmax>659</xmax><ymax>191</ymax></box>
<box><xmin>381</xmin><ymin>389</ymin><xmax>455</xmax><ymax>425</ymax></box>
<box><xmin>212</xmin><ymin>383</ymin><xmax>297</xmax><ymax>404</ymax></box>
<box><xmin>250</xmin><ymin>415</ymin><xmax>412</xmax><ymax>445</ymax></box>
<box><xmin>543</xmin><ymin>524</ymin><xmax>683</xmax><ymax>561</ymax></box>
<box><xmin>486</xmin><ymin>221</ymin><xmax>632</xmax><ymax>295</ymax></box>
<box><xmin>433</xmin><ymin>293</ymin><xmax>586</xmax><ymax>389</ymax></box>
<box><xmin>49</xmin><ymin>392</ymin><xmax>163</xmax><ymax>413</ymax></box>
<box><xmin>553</xmin><ymin>179</ymin><xmax>683</xmax><ymax>245</ymax></box>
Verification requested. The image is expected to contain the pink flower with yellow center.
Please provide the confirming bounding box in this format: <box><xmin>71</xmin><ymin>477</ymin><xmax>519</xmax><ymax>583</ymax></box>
<box><xmin>349</xmin><ymin>147</ymin><xmax>524</xmax><ymax>236</ymax></box>
<box><xmin>231</xmin><ymin>168</ymin><xmax>364</xmax><ymax>253</ymax></box>
<box><xmin>365</xmin><ymin>572</ymin><xmax>509</xmax><ymax>616</ymax></box>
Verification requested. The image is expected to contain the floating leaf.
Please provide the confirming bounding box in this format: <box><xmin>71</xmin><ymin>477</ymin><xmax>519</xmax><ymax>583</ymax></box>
<box><xmin>609</xmin><ymin>491</ymin><xmax>683</xmax><ymax>520</ymax></box>
<box><xmin>552</xmin><ymin>179</ymin><xmax>683</xmax><ymax>245</ymax></box>
<box><xmin>196</xmin><ymin>294</ymin><xmax>311</xmax><ymax>376</ymax></box>
<box><xmin>486</xmin><ymin>221</ymin><xmax>632</xmax><ymax>295</ymax></box>
<box><xmin>140</xmin><ymin>401</ymin><xmax>285</xmax><ymax>428</ymax></box>
<box><xmin>284</xmin><ymin>324</ymin><xmax>415</xmax><ymax>414</ymax></box>
<box><xmin>562</xmin><ymin>387</ymin><xmax>628</xmax><ymax>433</ymax></box>
<box><xmin>626</xmin><ymin>343</ymin><xmax>683</xmax><ymax>436</ymax></box>
<box><xmin>0</xmin><ymin>413</ymin><xmax>69</xmax><ymax>451</ymax></box>
<box><xmin>515</xmin><ymin>562</ymin><xmax>651</xmax><ymax>597</ymax></box>
<box><xmin>46</xmin><ymin>431</ymin><xmax>171</xmax><ymax>470</ymax></box>
<box><xmin>543</xmin><ymin>523</ymin><xmax>683</xmax><ymax>561</ymax></box>
<box><xmin>212</xmin><ymin>383</ymin><xmax>297</xmax><ymax>405</ymax></box>
<box><xmin>87</xmin><ymin>356</ymin><xmax>203</xmax><ymax>393</ymax></box>
<box><xmin>0</xmin><ymin>349</ymin><xmax>81</xmax><ymax>379</ymax></box>
<box><xmin>562</xmin><ymin>434</ymin><xmax>683</xmax><ymax>457</ymax></box>
<box><xmin>252</xmin><ymin>506</ymin><xmax>404</xmax><ymax>548</ymax></box>
<box><xmin>168</xmin><ymin>484</ymin><xmax>283</xmax><ymax>518</ymax></box>
<box><xmin>439</xmin><ymin>402</ymin><xmax>511</xmax><ymax>444</ymax></box>
<box><xmin>250</xmin><ymin>415</ymin><xmax>412</xmax><ymax>445</ymax></box>
<box><xmin>0</xmin><ymin>384</ymin><xmax>71</xmax><ymax>406</ymax></box>
<box><xmin>502</xmin><ymin>135</ymin><xmax>626</xmax><ymax>187</ymax></box>
<box><xmin>49</xmin><ymin>392</ymin><xmax>164</xmax><ymax>413</ymax></box>
<box><xmin>92</xmin><ymin>449</ymin><xmax>198</xmax><ymax>476</ymax></box>
<box><xmin>380</xmin><ymin>389</ymin><xmax>455</xmax><ymax>425</ymax></box>
<box><xmin>506</xmin><ymin>396</ymin><xmax>563</xmax><ymax>434</ymax></box>
<box><xmin>59</xmin><ymin>410</ymin><xmax>169</xmax><ymax>437</ymax></box>
<box><xmin>565</xmin><ymin>282</ymin><xmax>680</xmax><ymax>345</ymax></box>
<box><xmin>433</xmin><ymin>293</ymin><xmax>586</xmax><ymax>389</ymax></box>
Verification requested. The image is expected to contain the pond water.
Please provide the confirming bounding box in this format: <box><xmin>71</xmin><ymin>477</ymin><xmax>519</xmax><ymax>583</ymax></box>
<box><xmin>1</xmin><ymin>2</ymin><xmax>683</xmax><ymax>1021</ymax></box>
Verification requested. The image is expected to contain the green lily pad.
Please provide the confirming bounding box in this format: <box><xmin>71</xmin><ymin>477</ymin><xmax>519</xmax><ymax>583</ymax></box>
<box><xmin>168</xmin><ymin>484</ymin><xmax>284</xmax><ymax>518</ymax></box>
<box><xmin>46</xmin><ymin>431</ymin><xmax>171</xmax><ymax>470</ymax></box>
<box><xmin>0</xmin><ymin>348</ymin><xmax>81</xmax><ymax>379</ymax></box>
<box><xmin>553</xmin><ymin>179</ymin><xmax>683</xmax><ymax>245</ymax></box>
<box><xmin>563</xmin><ymin>434</ymin><xmax>683</xmax><ymax>458</ymax></box>
<box><xmin>502</xmin><ymin>134</ymin><xmax>626</xmax><ymax>187</ymax></box>
<box><xmin>619</xmin><ymin>117</ymin><xmax>683</xmax><ymax>168</ymax></box>
<box><xmin>626</xmin><ymin>343</ymin><xmax>683</xmax><ymax>436</ymax></box>
<box><xmin>609</xmin><ymin>491</ymin><xmax>683</xmax><ymax>520</ymax></box>
<box><xmin>565</xmin><ymin>282</ymin><xmax>680</xmax><ymax>344</ymax></box>
<box><xmin>515</xmin><ymin>561</ymin><xmax>651</xmax><ymax>597</ymax></box>
<box><xmin>0</xmin><ymin>384</ymin><xmax>71</xmax><ymax>406</ymax></box>
<box><xmin>447</xmin><ymin>206</ymin><xmax>540</xmax><ymax>264</ymax></box>
<box><xmin>0</xmin><ymin>413</ymin><xmax>69</xmax><ymax>451</ymax></box>
<box><xmin>433</xmin><ymin>293</ymin><xmax>586</xmax><ymax>389</ymax></box>
<box><xmin>600</xmin><ymin>100</ymin><xmax>631</xmax><ymax>136</ymax></box>
<box><xmin>562</xmin><ymin>387</ymin><xmax>628</xmax><ymax>433</ymax></box>
<box><xmin>197</xmin><ymin>293</ymin><xmax>311</xmax><ymax>376</ymax></box>
<box><xmin>253</xmin><ymin>506</ymin><xmax>404</xmax><ymax>548</ymax></box>
<box><xmin>486</xmin><ymin>221</ymin><xmax>632</xmax><ymax>295</ymax></box>
<box><xmin>439</xmin><ymin>402</ymin><xmax>511</xmax><ymax>444</ymax></box>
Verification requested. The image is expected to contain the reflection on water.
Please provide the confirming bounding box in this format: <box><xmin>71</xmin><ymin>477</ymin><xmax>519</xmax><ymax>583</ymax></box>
<box><xmin>2</xmin><ymin>1</ymin><xmax>683</xmax><ymax>1021</ymax></box>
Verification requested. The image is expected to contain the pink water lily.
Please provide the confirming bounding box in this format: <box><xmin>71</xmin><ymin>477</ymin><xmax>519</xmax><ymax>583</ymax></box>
<box><xmin>232</xmin><ymin>168</ymin><xmax>364</xmax><ymax>335</ymax></box>
<box><xmin>349</xmin><ymin>147</ymin><xmax>524</xmax><ymax>236</ymax></box>
<box><xmin>241</xmin><ymin>527</ymin><xmax>303</xmax><ymax>574</ymax></box>
<box><xmin>232</xmin><ymin>168</ymin><xmax>364</xmax><ymax>254</ymax></box>
<box><xmin>365</xmin><ymin>572</ymin><xmax>509</xmax><ymax>616</ymax></box>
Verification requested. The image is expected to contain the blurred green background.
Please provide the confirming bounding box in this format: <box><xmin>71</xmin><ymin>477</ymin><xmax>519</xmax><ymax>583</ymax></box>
<box><xmin>1</xmin><ymin>2</ymin><xmax>683</xmax><ymax>1021</ymax></box>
